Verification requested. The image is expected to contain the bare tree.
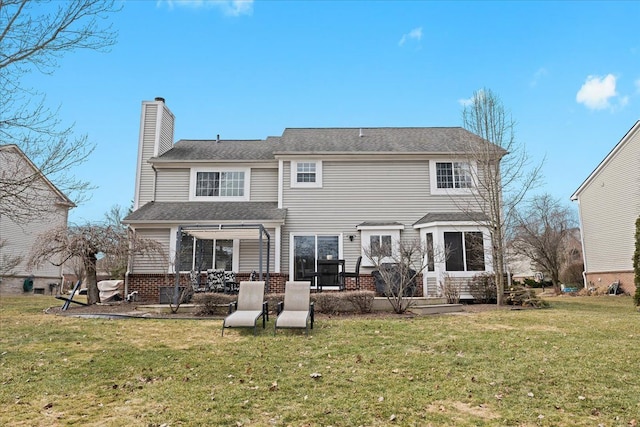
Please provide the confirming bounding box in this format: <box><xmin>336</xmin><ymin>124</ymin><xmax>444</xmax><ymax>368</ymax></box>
<box><xmin>99</xmin><ymin>204</ymin><xmax>132</xmax><ymax>279</ymax></box>
<box><xmin>461</xmin><ymin>88</ymin><xmax>543</xmax><ymax>305</ymax></box>
<box><xmin>0</xmin><ymin>238</ymin><xmax>22</xmax><ymax>276</ymax></box>
<box><xmin>0</xmin><ymin>0</ymin><xmax>120</xmax><ymax>222</ymax></box>
<box><xmin>28</xmin><ymin>223</ymin><xmax>165</xmax><ymax>305</ymax></box>
<box><xmin>511</xmin><ymin>194</ymin><xmax>579</xmax><ymax>292</ymax></box>
<box><xmin>365</xmin><ymin>238</ymin><xmax>432</xmax><ymax>314</ymax></box>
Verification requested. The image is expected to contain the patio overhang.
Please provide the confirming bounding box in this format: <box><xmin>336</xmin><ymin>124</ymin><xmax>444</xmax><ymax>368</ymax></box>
<box><xmin>173</xmin><ymin>223</ymin><xmax>272</xmax><ymax>302</ymax></box>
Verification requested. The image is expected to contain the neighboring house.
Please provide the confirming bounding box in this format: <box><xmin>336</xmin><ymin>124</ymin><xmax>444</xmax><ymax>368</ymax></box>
<box><xmin>571</xmin><ymin>120</ymin><xmax>640</xmax><ymax>294</ymax></box>
<box><xmin>0</xmin><ymin>145</ymin><xmax>75</xmax><ymax>295</ymax></box>
<box><xmin>123</xmin><ymin>98</ymin><xmax>502</xmax><ymax>302</ymax></box>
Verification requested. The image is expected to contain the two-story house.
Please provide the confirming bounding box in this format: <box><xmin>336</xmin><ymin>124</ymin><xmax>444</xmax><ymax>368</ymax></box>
<box><xmin>123</xmin><ymin>98</ymin><xmax>501</xmax><ymax>302</ymax></box>
<box><xmin>0</xmin><ymin>144</ymin><xmax>75</xmax><ymax>295</ymax></box>
<box><xmin>571</xmin><ymin>120</ymin><xmax>640</xmax><ymax>294</ymax></box>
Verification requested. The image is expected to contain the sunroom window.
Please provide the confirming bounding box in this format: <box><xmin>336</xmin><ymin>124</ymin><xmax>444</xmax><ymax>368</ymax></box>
<box><xmin>444</xmin><ymin>231</ymin><xmax>485</xmax><ymax>272</ymax></box>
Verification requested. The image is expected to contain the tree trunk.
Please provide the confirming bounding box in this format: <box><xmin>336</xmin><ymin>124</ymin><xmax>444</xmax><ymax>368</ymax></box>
<box><xmin>86</xmin><ymin>253</ymin><xmax>100</xmax><ymax>305</ymax></box>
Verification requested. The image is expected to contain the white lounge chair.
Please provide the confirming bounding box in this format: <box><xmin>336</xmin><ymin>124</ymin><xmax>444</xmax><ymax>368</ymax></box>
<box><xmin>222</xmin><ymin>281</ymin><xmax>268</xmax><ymax>336</ymax></box>
<box><xmin>274</xmin><ymin>281</ymin><xmax>314</xmax><ymax>335</ymax></box>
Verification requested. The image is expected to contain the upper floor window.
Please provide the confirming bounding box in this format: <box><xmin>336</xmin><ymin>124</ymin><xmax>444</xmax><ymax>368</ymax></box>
<box><xmin>430</xmin><ymin>160</ymin><xmax>475</xmax><ymax>195</ymax></box>
<box><xmin>190</xmin><ymin>168</ymin><xmax>250</xmax><ymax>201</ymax></box>
<box><xmin>436</xmin><ymin>162</ymin><xmax>472</xmax><ymax>189</ymax></box>
<box><xmin>291</xmin><ymin>160</ymin><xmax>322</xmax><ymax>188</ymax></box>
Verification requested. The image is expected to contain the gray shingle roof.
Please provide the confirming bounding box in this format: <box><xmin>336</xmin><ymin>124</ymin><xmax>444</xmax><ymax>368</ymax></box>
<box><xmin>123</xmin><ymin>201</ymin><xmax>287</xmax><ymax>223</ymax></box>
<box><xmin>413</xmin><ymin>212</ymin><xmax>489</xmax><ymax>226</ymax></box>
<box><xmin>151</xmin><ymin>127</ymin><xmax>501</xmax><ymax>163</ymax></box>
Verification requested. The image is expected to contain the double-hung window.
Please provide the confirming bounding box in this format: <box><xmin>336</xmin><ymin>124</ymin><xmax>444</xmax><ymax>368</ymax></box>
<box><xmin>430</xmin><ymin>160</ymin><xmax>474</xmax><ymax>194</ymax></box>
<box><xmin>291</xmin><ymin>161</ymin><xmax>322</xmax><ymax>188</ymax></box>
<box><xmin>190</xmin><ymin>168</ymin><xmax>249</xmax><ymax>200</ymax></box>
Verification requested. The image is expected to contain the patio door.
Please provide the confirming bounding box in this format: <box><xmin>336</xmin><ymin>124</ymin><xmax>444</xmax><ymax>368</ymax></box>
<box><xmin>292</xmin><ymin>235</ymin><xmax>339</xmax><ymax>282</ymax></box>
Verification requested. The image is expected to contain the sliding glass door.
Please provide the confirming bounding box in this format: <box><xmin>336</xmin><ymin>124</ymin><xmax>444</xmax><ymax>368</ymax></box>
<box><xmin>293</xmin><ymin>235</ymin><xmax>339</xmax><ymax>281</ymax></box>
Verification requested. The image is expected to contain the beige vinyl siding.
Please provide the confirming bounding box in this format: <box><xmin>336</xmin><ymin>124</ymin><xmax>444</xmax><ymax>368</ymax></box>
<box><xmin>281</xmin><ymin>159</ymin><xmax>482</xmax><ymax>272</ymax></box>
<box><xmin>250</xmin><ymin>168</ymin><xmax>278</xmax><ymax>201</ymax></box>
<box><xmin>0</xmin><ymin>206</ymin><xmax>67</xmax><ymax>279</ymax></box>
<box><xmin>158</xmin><ymin>104</ymin><xmax>174</xmax><ymax>156</ymax></box>
<box><xmin>579</xmin><ymin>130</ymin><xmax>640</xmax><ymax>273</ymax></box>
<box><xmin>130</xmin><ymin>229</ymin><xmax>170</xmax><ymax>273</ymax></box>
<box><xmin>138</xmin><ymin>104</ymin><xmax>159</xmax><ymax>206</ymax></box>
<box><xmin>155</xmin><ymin>169</ymin><xmax>190</xmax><ymax>202</ymax></box>
<box><xmin>238</xmin><ymin>231</ymin><xmax>276</xmax><ymax>273</ymax></box>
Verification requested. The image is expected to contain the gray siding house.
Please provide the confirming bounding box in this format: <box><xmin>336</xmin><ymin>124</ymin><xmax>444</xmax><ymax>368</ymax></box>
<box><xmin>0</xmin><ymin>145</ymin><xmax>74</xmax><ymax>294</ymax></box>
<box><xmin>571</xmin><ymin>120</ymin><xmax>640</xmax><ymax>294</ymax></box>
<box><xmin>124</xmin><ymin>98</ymin><xmax>500</xmax><ymax>301</ymax></box>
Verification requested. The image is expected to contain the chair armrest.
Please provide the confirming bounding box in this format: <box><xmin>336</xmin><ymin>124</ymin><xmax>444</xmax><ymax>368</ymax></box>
<box><xmin>310</xmin><ymin>301</ymin><xmax>315</xmax><ymax>328</ymax></box>
<box><xmin>228</xmin><ymin>301</ymin><xmax>237</xmax><ymax>314</ymax></box>
<box><xmin>263</xmin><ymin>301</ymin><xmax>269</xmax><ymax>321</ymax></box>
<box><xmin>277</xmin><ymin>301</ymin><xmax>284</xmax><ymax>315</ymax></box>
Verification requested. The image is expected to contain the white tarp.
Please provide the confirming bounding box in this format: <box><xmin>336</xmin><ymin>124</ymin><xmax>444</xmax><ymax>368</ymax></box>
<box><xmin>98</xmin><ymin>280</ymin><xmax>124</xmax><ymax>302</ymax></box>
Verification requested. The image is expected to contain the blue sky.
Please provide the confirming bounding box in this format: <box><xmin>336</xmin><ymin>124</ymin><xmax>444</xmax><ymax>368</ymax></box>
<box><xmin>26</xmin><ymin>0</ymin><xmax>640</xmax><ymax>223</ymax></box>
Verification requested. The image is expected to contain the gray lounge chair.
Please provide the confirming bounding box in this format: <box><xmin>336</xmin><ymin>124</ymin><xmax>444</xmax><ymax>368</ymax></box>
<box><xmin>274</xmin><ymin>281</ymin><xmax>314</xmax><ymax>335</ymax></box>
<box><xmin>222</xmin><ymin>281</ymin><xmax>268</xmax><ymax>336</ymax></box>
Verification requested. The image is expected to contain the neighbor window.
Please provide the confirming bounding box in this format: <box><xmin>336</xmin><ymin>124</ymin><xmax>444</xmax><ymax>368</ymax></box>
<box><xmin>291</xmin><ymin>161</ymin><xmax>322</xmax><ymax>188</ymax></box>
<box><xmin>436</xmin><ymin>162</ymin><xmax>473</xmax><ymax>189</ymax></box>
<box><xmin>444</xmin><ymin>231</ymin><xmax>485</xmax><ymax>272</ymax></box>
<box><xmin>190</xmin><ymin>168</ymin><xmax>249</xmax><ymax>200</ymax></box>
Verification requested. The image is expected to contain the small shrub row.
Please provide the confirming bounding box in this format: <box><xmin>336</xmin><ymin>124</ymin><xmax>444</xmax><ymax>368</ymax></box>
<box><xmin>192</xmin><ymin>290</ymin><xmax>376</xmax><ymax>316</ymax></box>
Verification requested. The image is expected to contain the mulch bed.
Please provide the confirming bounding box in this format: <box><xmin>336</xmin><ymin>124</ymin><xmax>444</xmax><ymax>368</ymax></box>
<box><xmin>45</xmin><ymin>300</ymin><xmax>503</xmax><ymax>319</ymax></box>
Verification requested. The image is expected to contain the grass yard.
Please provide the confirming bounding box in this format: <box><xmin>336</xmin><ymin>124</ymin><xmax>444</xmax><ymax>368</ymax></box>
<box><xmin>1</xmin><ymin>295</ymin><xmax>639</xmax><ymax>427</ymax></box>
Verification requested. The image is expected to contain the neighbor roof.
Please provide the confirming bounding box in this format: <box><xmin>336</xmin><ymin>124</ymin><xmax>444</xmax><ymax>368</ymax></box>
<box><xmin>150</xmin><ymin>127</ymin><xmax>502</xmax><ymax>163</ymax></box>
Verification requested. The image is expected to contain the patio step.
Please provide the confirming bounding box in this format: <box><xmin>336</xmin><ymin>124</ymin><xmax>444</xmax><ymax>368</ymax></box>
<box><xmin>409</xmin><ymin>304</ymin><xmax>464</xmax><ymax>315</ymax></box>
<box><xmin>371</xmin><ymin>297</ymin><xmax>447</xmax><ymax>311</ymax></box>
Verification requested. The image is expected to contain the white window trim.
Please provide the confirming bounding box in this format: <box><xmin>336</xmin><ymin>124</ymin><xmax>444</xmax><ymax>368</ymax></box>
<box><xmin>429</xmin><ymin>159</ymin><xmax>477</xmax><ymax>195</ymax></box>
<box><xmin>356</xmin><ymin>225</ymin><xmax>403</xmax><ymax>267</ymax></box>
<box><xmin>289</xmin><ymin>233</ymin><xmax>343</xmax><ymax>288</ymax></box>
<box><xmin>290</xmin><ymin>160</ymin><xmax>323</xmax><ymax>188</ymax></box>
<box><xmin>415</xmin><ymin>223</ymin><xmax>492</xmax><ymax>277</ymax></box>
<box><xmin>189</xmin><ymin>167</ymin><xmax>250</xmax><ymax>201</ymax></box>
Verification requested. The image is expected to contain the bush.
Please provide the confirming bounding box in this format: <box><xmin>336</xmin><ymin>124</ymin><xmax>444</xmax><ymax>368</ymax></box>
<box><xmin>634</xmin><ymin>217</ymin><xmax>640</xmax><ymax>306</ymax></box>
<box><xmin>560</xmin><ymin>261</ymin><xmax>585</xmax><ymax>286</ymax></box>
<box><xmin>312</xmin><ymin>293</ymin><xmax>343</xmax><ymax>314</ymax></box>
<box><xmin>192</xmin><ymin>293</ymin><xmax>236</xmax><ymax>316</ymax></box>
<box><xmin>343</xmin><ymin>290</ymin><xmax>375</xmax><ymax>314</ymax></box>
<box><xmin>468</xmin><ymin>273</ymin><xmax>497</xmax><ymax>303</ymax></box>
<box><xmin>440</xmin><ymin>274</ymin><xmax>460</xmax><ymax>304</ymax></box>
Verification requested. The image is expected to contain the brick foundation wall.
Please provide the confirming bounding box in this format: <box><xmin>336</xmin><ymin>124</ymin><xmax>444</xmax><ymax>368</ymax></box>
<box><xmin>585</xmin><ymin>271</ymin><xmax>636</xmax><ymax>295</ymax></box>
<box><xmin>126</xmin><ymin>272</ymin><xmax>424</xmax><ymax>303</ymax></box>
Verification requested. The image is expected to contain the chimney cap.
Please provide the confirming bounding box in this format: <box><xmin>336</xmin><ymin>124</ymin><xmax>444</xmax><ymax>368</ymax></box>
<box><xmin>154</xmin><ymin>97</ymin><xmax>165</xmax><ymax>103</ymax></box>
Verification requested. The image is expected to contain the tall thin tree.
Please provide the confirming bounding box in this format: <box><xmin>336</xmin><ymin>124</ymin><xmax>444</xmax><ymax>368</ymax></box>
<box><xmin>461</xmin><ymin>88</ymin><xmax>543</xmax><ymax>305</ymax></box>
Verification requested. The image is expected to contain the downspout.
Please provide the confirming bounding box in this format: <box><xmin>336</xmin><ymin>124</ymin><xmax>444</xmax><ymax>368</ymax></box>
<box><xmin>152</xmin><ymin>164</ymin><xmax>158</xmax><ymax>202</ymax></box>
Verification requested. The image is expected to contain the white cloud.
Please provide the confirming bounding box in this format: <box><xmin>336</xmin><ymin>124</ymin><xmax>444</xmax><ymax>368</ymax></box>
<box><xmin>159</xmin><ymin>0</ymin><xmax>253</xmax><ymax>16</ymax></box>
<box><xmin>575</xmin><ymin>74</ymin><xmax>618</xmax><ymax>110</ymax></box>
<box><xmin>457</xmin><ymin>89</ymin><xmax>486</xmax><ymax>107</ymax></box>
<box><xmin>399</xmin><ymin>27</ymin><xmax>422</xmax><ymax>47</ymax></box>
<box><xmin>530</xmin><ymin>67</ymin><xmax>548</xmax><ymax>87</ymax></box>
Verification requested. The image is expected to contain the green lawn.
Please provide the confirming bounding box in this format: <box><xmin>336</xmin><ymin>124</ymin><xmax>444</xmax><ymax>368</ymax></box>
<box><xmin>1</xmin><ymin>295</ymin><xmax>638</xmax><ymax>426</ymax></box>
